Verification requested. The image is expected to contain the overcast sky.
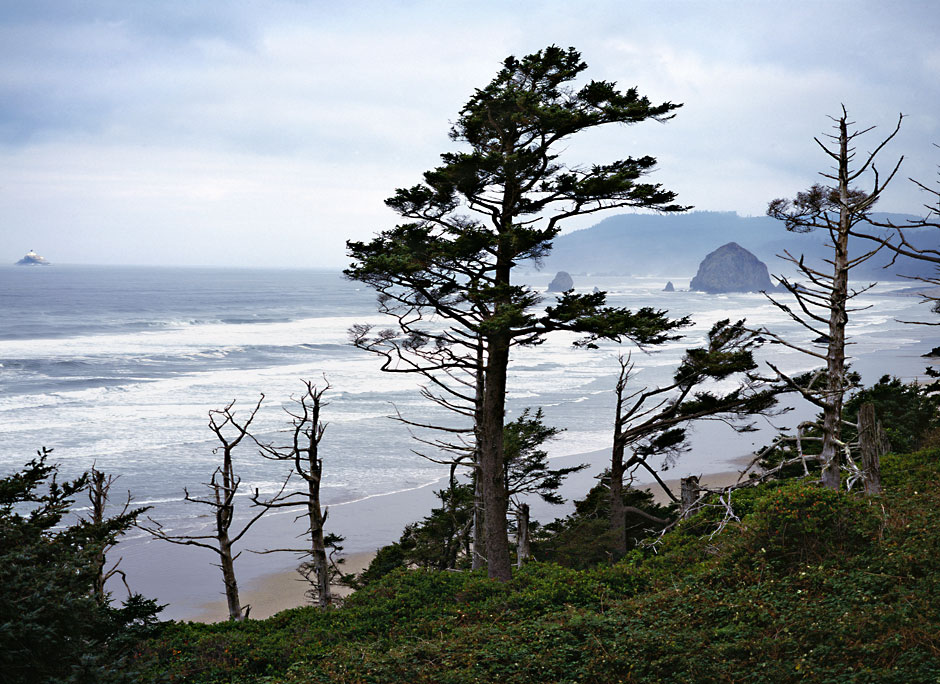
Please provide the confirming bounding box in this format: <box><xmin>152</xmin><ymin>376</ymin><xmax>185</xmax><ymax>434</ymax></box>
<box><xmin>2</xmin><ymin>1</ymin><xmax>938</xmax><ymax>267</ymax></box>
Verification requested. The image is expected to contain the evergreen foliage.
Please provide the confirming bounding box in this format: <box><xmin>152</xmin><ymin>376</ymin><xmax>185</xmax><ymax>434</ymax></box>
<box><xmin>0</xmin><ymin>450</ymin><xmax>162</xmax><ymax>684</ymax></box>
<box><xmin>534</xmin><ymin>477</ymin><xmax>673</xmax><ymax>569</ymax></box>
<box><xmin>843</xmin><ymin>374</ymin><xmax>940</xmax><ymax>452</ymax></box>
<box><xmin>760</xmin><ymin>375</ymin><xmax>939</xmax><ymax>473</ymax></box>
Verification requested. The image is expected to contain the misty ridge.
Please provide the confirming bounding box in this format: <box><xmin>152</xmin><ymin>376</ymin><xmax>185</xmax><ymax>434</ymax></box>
<box><xmin>537</xmin><ymin>210</ymin><xmax>937</xmax><ymax>280</ymax></box>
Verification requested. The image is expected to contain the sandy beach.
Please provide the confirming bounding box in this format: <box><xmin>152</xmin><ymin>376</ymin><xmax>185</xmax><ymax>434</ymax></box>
<box><xmin>192</xmin><ymin>550</ymin><xmax>378</xmax><ymax>622</ymax></box>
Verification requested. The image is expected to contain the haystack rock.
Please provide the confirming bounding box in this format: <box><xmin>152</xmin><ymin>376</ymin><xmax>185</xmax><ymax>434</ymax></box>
<box><xmin>689</xmin><ymin>243</ymin><xmax>773</xmax><ymax>293</ymax></box>
<box><xmin>663</xmin><ymin>281</ymin><xmax>675</xmax><ymax>292</ymax></box>
<box><xmin>547</xmin><ymin>271</ymin><xmax>574</xmax><ymax>292</ymax></box>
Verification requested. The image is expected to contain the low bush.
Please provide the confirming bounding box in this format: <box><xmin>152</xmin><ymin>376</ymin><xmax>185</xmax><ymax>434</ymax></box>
<box><xmin>132</xmin><ymin>448</ymin><xmax>940</xmax><ymax>683</ymax></box>
<box><xmin>732</xmin><ymin>481</ymin><xmax>883</xmax><ymax>569</ymax></box>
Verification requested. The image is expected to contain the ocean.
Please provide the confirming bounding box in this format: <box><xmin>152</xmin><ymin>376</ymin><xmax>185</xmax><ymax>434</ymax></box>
<box><xmin>1</xmin><ymin>264</ymin><xmax>934</xmax><ymax>617</ymax></box>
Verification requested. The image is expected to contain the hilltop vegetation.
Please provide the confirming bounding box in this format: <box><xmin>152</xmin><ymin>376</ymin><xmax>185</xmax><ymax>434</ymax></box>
<box><xmin>130</xmin><ymin>447</ymin><xmax>940</xmax><ymax>683</ymax></box>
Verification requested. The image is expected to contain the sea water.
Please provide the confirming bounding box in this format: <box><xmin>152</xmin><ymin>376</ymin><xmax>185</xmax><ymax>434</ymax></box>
<box><xmin>0</xmin><ymin>265</ymin><xmax>935</xmax><ymax>616</ymax></box>
<box><xmin>0</xmin><ymin>266</ymin><xmax>934</xmax><ymax>530</ymax></box>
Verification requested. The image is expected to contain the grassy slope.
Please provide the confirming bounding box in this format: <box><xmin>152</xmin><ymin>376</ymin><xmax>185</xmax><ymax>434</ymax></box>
<box><xmin>136</xmin><ymin>449</ymin><xmax>940</xmax><ymax>683</ymax></box>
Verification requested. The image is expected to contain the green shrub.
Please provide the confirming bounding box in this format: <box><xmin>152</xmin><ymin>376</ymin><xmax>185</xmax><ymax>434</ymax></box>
<box><xmin>0</xmin><ymin>453</ymin><xmax>162</xmax><ymax>684</ymax></box>
<box><xmin>734</xmin><ymin>482</ymin><xmax>882</xmax><ymax>569</ymax></box>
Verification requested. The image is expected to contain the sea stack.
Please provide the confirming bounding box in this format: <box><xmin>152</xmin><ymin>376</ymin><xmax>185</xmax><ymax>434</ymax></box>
<box><xmin>689</xmin><ymin>243</ymin><xmax>772</xmax><ymax>293</ymax></box>
<box><xmin>663</xmin><ymin>281</ymin><xmax>675</xmax><ymax>292</ymax></box>
<box><xmin>547</xmin><ymin>271</ymin><xmax>574</xmax><ymax>292</ymax></box>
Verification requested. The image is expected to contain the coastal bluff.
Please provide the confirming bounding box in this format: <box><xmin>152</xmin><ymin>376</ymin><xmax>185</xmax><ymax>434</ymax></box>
<box><xmin>689</xmin><ymin>242</ymin><xmax>773</xmax><ymax>293</ymax></box>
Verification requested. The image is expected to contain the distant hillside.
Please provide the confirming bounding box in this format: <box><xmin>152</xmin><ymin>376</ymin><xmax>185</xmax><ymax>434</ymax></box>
<box><xmin>535</xmin><ymin>211</ymin><xmax>936</xmax><ymax>280</ymax></box>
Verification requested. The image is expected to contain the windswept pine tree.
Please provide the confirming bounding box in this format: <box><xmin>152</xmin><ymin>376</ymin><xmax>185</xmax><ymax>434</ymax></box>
<box><xmin>347</xmin><ymin>45</ymin><xmax>689</xmax><ymax>580</ymax></box>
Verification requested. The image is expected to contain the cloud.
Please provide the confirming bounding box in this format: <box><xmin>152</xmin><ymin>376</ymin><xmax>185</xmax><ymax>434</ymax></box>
<box><xmin>0</xmin><ymin>1</ymin><xmax>937</xmax><ymax>266</ymax></box>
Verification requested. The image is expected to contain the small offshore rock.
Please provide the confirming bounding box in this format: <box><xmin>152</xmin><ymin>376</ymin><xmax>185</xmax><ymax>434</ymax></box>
<box><xmin>663</xmin><ymin>281</ymin><xmax>675</xmax><ymax>292</ymax></box>
<box><xmin>16</xmin><ymin>249</ymin><xmax>50</xmax><ymax>266</ymax></box>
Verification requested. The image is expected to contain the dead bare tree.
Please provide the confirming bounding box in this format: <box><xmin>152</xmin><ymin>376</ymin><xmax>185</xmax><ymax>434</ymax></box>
<box><xmin>858</xmin><ymin>143</ymin><xmax>940</xmax><ymax>324</ymax></box>
<box><xmin>85</xmin><ymin>467</ymin><xmax>148</xmax><ymax>603</ymax></box>
<box><xmin>762</xmin><ymin>107</ymin><xmax>904</xmax><ymax>489</ymax></box>
<box><xmin>140</xmin><ymin>396</ymin><xmax>267</xmax><ymax>621</ymax></box>
<box><xmin>608</xmin><ymin>319</ymin><xmax>786</xmax><ymax>553</ymax></box>
<box><xmin>250</xmin><ymin>380</ymin><xmax>342</xmax><ymax>609</ymax></box>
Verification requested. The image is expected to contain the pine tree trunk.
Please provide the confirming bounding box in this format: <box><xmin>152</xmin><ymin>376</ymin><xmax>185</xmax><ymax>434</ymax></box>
<box><xmin>480</xmin><ymin>333</ymin><xmax>512</xmax><ymax>581</ymax></box>
<box><xmin>88</xmin><ymin>470</ymin><xmax>108</xmax><ymax>603</ymax></box>
<box><xmin>471</xmin><ymin>341</ymin><xmax>486</xmax><ymax>571</ymax></box>
<box><xmin>472</xmin><ymin>469</ymin><xmax>485</xmax><ymax>570</ymax></box>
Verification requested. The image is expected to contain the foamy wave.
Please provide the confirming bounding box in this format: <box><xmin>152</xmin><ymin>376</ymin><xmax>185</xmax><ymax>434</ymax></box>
<box><xmin>145</xmin><ymin>318</ymin><xmax>225</xmax><ymax>328</ymax></box>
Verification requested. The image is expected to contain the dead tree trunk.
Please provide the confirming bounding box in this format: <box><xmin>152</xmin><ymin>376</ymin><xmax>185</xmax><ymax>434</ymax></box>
<box><xmin>610</xmin><ymin>440</ymin><xmax>627</xmax><ymax>555</ymax></box>
<box><xmin>817</xmin><ymin>116</ymin><xmax>853</xmax><ymax>489</ymax></box>
<box><xmin>609</xmin><ymin>357</ymin><xmax>629</xmax><ymax>555</ymax></box>
<box><xmin>307</xmin><ymin>498</ymin><xmax>331</xmax><ymax>608</ymax></box>
<box><xmin>515</xmin><ymin>503</ymin><xmax>530</xmax><ymax>568</ymax></box>
<box><xmin>857</xmin><ymin>401</ymin><xmax>886</xmax><ymax>495</ymax></box>
<box><xmin>218</xmin><ymin>536</ymin><xmax>243</xmax><ymax>619</ymax></box>
<box><xmin>252</xmin><ymin>381</ymin><xmax>337</xmax><ymax>609</ymax></box>
<box><xmin>680</xmin><ymin>476</ymin><xmax>700</xmax><ymax>519</ymax></box>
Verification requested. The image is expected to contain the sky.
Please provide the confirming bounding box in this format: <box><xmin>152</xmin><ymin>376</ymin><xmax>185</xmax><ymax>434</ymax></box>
<box><xmin>1</xmin><ymin>0</ymin><xmax>938</xmax><ymax>268</ymax></box>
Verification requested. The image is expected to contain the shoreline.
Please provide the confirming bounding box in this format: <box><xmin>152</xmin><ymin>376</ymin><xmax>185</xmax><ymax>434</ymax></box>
<box><xmin>187</xmin><ymin>455</ymin><xmax>755</xmax><ymax>623</ymax></box>
<box><xmin>191</xmin><ymin>550</ymin><xmax>378</xmax><ymax>623</ymax></box>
